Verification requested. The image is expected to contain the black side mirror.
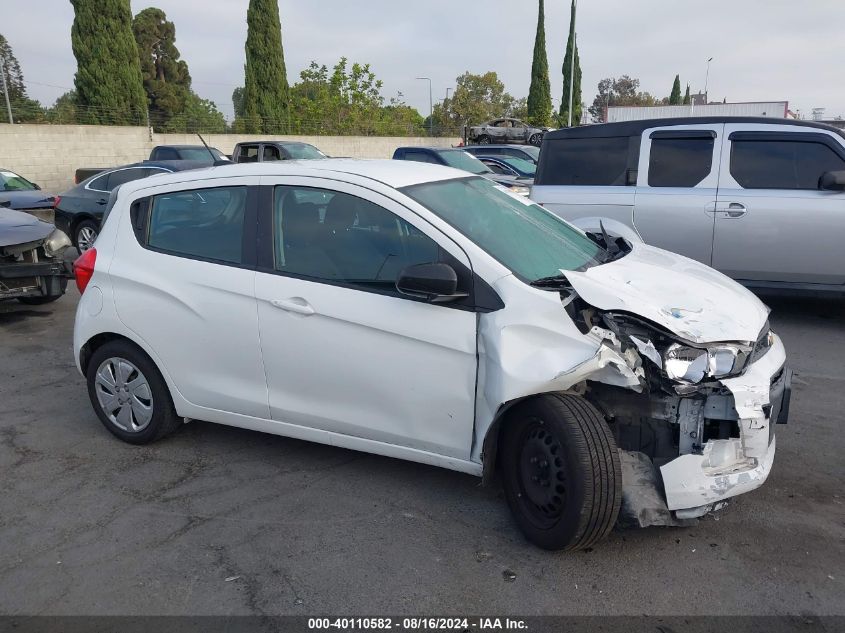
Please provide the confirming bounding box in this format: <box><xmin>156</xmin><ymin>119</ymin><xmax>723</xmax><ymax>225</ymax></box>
<box><xmin>819</xmin><ymin>170</ymin><xmax>845</xmax><ymax>192</ymax></box>
<box><xmin>396</xmin><ymin>263</ymin><xmax>468</xmax><ymax>303</ymax></box>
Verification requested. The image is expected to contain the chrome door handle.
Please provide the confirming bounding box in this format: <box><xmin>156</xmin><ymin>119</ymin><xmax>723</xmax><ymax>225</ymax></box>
<box><xmin>715</xmin><ymin>203</ymin><xmax>747</xmax><ymax>218</ymax></box>
<box><xmin>270</xmin><ymin>298</ymin><xmax>315</xmax><ymax>316</ymax></box>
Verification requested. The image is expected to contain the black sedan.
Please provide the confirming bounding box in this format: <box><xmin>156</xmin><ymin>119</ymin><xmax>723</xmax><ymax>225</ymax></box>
<box><xmin>0</xmin><ymin>168</ymin><xmax>56</xmax><ymax>218</ymax></box>
<box><xmin>54</xmin><ymin>160</ymin><xmax>205</xmax><ymax>251</ymax></box>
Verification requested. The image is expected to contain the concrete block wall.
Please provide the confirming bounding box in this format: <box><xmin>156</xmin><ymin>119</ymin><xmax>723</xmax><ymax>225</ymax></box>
<box><xmin>0</xmin><ymin>124</ymin><xmax>461</xmax><ymax>194</ymax></box>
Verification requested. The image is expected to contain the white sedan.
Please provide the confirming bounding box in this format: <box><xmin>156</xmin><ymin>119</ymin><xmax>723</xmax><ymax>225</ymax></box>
<box><xmin>72</xmin><ymin>159</ymin><xmax>789</xmax><ymax>550</ymax></box>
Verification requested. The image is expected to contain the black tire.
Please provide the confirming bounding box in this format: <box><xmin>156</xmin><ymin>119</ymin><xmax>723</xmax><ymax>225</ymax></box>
<box><xmin>476</xmin><ymin>134</ymin><xmax>491</xmax><ymax>145</ymax></box>
<box><xmin>86</xmin><ymin>340</ymin><xmax>182</xmax><ymax>445</ymax></box>
<box><xmin>74</xmin><ymin>219</ymin><xmax>99</xmax><ymax>252</ymax></box>
<box><xmin>17</xmin><ymin>277</ymin><xmax>67</xmax><ymax>305</ymax></box>
<box><xmin>500</xmin><ymin>393</ymin><xmax>621</xmax><ymax>551</ymax></box>
<box><xmin>529</xmin><ymin>133</ymin><xmax>542</xmax><ymax>147</ymax></box>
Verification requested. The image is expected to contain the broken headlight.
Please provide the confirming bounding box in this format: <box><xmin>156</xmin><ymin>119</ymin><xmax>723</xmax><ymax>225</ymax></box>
<box><xmin>43</xmin><ymin>229</ymin><xmax>72</xmax><ymax>257</ymax></box>
<box><xmin>664</xmin><ymin>342</ymin><xmax>749</xmax><ymax>383</ymax></box>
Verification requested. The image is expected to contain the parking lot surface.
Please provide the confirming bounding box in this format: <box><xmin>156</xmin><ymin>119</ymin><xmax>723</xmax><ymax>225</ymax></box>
<box><xmin>1</xmin><ymin>277</ymin><xmax>843</xmax><ymax>616</ymax></box>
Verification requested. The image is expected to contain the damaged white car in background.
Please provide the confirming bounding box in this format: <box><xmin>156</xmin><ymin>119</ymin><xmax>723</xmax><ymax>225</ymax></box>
<box><xmin>72</xmin><ymin>161</ymin><xmax>790</xmax><ymax>552</ymax></box>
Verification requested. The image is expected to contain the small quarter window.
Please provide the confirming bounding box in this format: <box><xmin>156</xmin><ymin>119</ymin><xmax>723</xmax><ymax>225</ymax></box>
<box><xmin>147</xmin><ymin>186</ymin><xmax>247</xmax><ymax>264</ymax></box>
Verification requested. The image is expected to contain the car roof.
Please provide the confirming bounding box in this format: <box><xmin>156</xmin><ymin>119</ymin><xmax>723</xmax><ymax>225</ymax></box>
<box><xmin>239</xmin><ymin>140</ymin><xmax>316</xmax><ymax>146</ymax></box>
<box><xmin>464</xmin><ymin>144</ymin><xmax>537</xmax><ymax>150</ymax></box>
<box><xmin>115</xmin><ymin>159</ymin><xmax>472</xmax><ymax>196</ymax></box>
<box><xmin>396</xmin><ymin>146</ymin><xmax>465</xmax><ymax>152</ymax></box>
<box><xmin>152</xmin><ymin>145</ymin><xmax>220</xmax><ymax>150</ymax></box>
<box><xmin>544</xmin><ymin>117</ymin><xmax>845</xmax><ymax>140</ymax></box>
<box><xmin>71</xmin><ymin>160</ymin><xmax>209</xmax><ymax>190</ymax></box>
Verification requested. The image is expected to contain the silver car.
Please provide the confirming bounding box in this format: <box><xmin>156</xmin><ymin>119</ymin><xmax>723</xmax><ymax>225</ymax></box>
<box><xmin>531</xmin><ymin>117</ymin><xmax>845</xmax><ymax>295</ymax></box>
<box><xmin>466</xmin><ymin>118</ymin><xmax>547</xmax><ymax>147</ymax></box>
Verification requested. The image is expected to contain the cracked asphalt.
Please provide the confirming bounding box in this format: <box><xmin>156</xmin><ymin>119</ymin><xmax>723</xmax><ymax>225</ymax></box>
<box><xmin>1</xmin><ymin>273</ymin><xmax>843</xmax><ymax>616</ymax></box>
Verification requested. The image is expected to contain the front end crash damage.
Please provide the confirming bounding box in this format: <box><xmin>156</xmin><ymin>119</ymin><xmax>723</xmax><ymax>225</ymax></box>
<box><xmin>476</xmin><ymin>274</ymin><xmax>788</xmax><ymax>529</ymax></box>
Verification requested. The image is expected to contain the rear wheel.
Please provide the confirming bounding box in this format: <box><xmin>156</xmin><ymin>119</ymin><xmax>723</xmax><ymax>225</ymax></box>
<box><xmin>500</xmin><ymin>393</ymin><xmax>622</xmax><ymax>550</ymax></box>
<box><xmin>529</xmin><ymin>133</ymin><xmax>542</xmax><ymax>146</ymax></box>
<box><xmin>476</xmin><ymin>134</ymin><xmax>491</xmax><ymax>145</ymax></box>
<box><xmin>75</xmin><ymin>220</ymin><xmax>98</xmax><ymax>252</ymax></box>
<box><xmin>86</xmin><ymin>340</ymin><xmax>182</xmax><ymax>445</ymax></box>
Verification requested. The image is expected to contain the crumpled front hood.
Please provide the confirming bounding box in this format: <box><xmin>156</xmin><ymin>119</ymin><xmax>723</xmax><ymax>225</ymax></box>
<box><xmin>562</xmin><ymin>243</ymin><xmax>769</xmax><ymax>344</ymax></box>
<box><xmin>0</xmin><ymin>189</ymin><xmax>55</xmax><ymax>210</ymax></box>
<box><xmin>0</xmin><ymin>208</ymin><xmax>55</xmax><ymax>247</ymax></box>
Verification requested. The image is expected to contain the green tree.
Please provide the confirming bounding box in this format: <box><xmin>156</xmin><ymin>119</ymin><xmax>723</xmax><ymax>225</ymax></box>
<box><xmin>669</xmin><ymin>74</ymin><xmax>682</xmax><ymax>105</ymax></box>
<box><xmin>560</xmin><ymin>0</ymin><xmax>582</xmax><ymax>126</ymax></box>
<box><xmin>0</xmin><ymin>33</ymin><xmax>43</xmax><ymax>122</ymax></box>
<box><xmin>46</xmin><ymin>90</ymin><xmax>79</xmax><ymax>124</ymax></box>
<box><xmin>449</xmin><ymin>71</ymin><xmax>519</xmax><ymax>127</ymax></box>
<box><xmin>132</xmin><ymin>7</ymin><xmax>191</xmax><ymax>129</ymax></box>
<box><xmin>163</xmin><ymin>93</ymin><xmax>226</xmax><ymax>133</ymax></box>
<box><xmin>232</xmin><ymin>86</ymin><xmax>245</xmax><ymax>118</ymax></box>
<box><xmin>526</xmin><ymin>0</ymin><xmax>551</xmax><ymax>127</ymax></box>
<box><xmin>241</xmin><ymin>0</ymin><xmax>290</xmax><ymax>133</ymax></box>
<box><xmin>682</xmin><ymin>84</ymin><xmax>691</xmax><ymax>105</ymax></box>
<box><xmin>587</xmin><ymin>76</ymin><xmax>661</xmax><ymax>122</ymax></box>
<box><xmin>70</xmin><ymin>0</ymin><xmax>147</xmax><ymax>125</ymax></box>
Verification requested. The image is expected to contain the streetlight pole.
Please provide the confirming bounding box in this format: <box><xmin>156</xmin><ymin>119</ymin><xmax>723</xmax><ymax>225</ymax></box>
<box><xmin>704</xmin><ymin>57</ymin><xmax>713</xmax><ymax>102</ymax></box>
<box><xmin>416</xmin><ymin>77</ymin><xmax>433</xmax><ymax>136</ymax></box>
<box><xmin>567</xmin><ymin>0</ymin><xmax>577</xmax><ymax>128</ymax></box>
<box><xmin>0</xmin><ymin>56</ymin><xmax>13</xmax><ymax>125</ymax></box>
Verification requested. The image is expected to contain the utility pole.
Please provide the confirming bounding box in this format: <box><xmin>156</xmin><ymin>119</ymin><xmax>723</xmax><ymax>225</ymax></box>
<box><xmin>416</xmin><ymin>77</ymin><xmax>433</xmax><ymax>136</ymax></box>
<box><xmin>0</xmin><ymin>56</ymin><xmax>14</xmax><ymax>124</ymax></box>
<box><xmin>704</xmin><ymin>57</ymin><xmax>713</xmax><ymax>102</ymax></box>
<box><xmin>567</xmin><ymin>0</ymin><xmax>577</xmax><ymax>128</ymax></box>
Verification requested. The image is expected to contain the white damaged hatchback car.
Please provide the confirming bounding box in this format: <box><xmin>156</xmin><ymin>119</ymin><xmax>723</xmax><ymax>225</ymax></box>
<box><xmin>73</xmin><ymin>160</ymin><xmax>790</xmax><ymax>550</ymax></box>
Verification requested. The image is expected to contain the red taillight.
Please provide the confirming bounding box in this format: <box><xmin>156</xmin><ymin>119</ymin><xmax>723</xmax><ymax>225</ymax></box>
<box><xmin>53</xmin><ymin>195</ymin><xmax>61</xmax><ymax>209</ymax></box>
<box><xmin>74</xmin><ymin>247</ymin><xmax>97</xmax><ymax>294</ymax></box>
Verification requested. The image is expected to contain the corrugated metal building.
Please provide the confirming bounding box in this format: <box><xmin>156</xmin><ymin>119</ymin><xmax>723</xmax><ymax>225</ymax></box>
<box><xmin>606</xmin><ymin>101</ymin><xmax>789</xmax><ymax>122</ymax></box>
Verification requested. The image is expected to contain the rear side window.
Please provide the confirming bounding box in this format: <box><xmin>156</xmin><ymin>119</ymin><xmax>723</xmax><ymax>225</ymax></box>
<box><xmin>731</xmin><ymin>139</ymin><xmax>845</xmax><ymax>190</ymax></box>
<box><xmin>147</xmin><ymin>186</ymin><xmax>247</xmax><ymax>264</ymax></box>
<box><xmin>648</xmin><ymin>136</ymin><xmax>715</xmax><ymax>187</ymax></box>
<box><xmin>239</xmin><ymin>145</ymin><xmax>260</xmax><ymax>163</ymax></box>
<box><xmin>539</xmin><ymin>136</ymin><xmax>632</xmax><ymax>186</ymax></box>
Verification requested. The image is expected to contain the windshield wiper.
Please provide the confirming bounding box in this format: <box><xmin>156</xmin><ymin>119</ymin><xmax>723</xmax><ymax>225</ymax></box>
<box><xmin>530</xmin><ymin>273</ymin><xmax>573</xmax><ymax>289</ymax></box>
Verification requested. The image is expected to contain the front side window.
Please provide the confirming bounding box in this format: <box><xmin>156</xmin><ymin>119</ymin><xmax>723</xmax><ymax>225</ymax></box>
<box><xmin>147</xmin><ymin>186</ymin><xmax>247</xmax><ymax>264</ymax></box>
<box><xmin>274</xmin><ymin>186</ymin><xmax>439</xmax><ymax>291</ymax></box>
<box><xmin>402</xmin><ymin>177</ymin><xmax>605</xmax><ymax>281</ymax></box>
<box><xmin>263</xmin><ymin>145</ymin><xmax>282</xmax><ymax>161</ymax></box>
<box><xmin>731</xmin><ymin>139</ymin><xmax>845</xmax><ymax>190</ymax></box>
<box><xmin>539</xmin><ymin>136</ymin><xmax>632</xmax><ymax>186</ymax></box>
<box><xmin>648</xmin><ymin>136</ymin><xmax>714</xmax><ymax>187</ymax></box>
<box><xmin>154</xmin><ymin>148</ymin><xmax>179</xmax><ymax>161</ymax></box>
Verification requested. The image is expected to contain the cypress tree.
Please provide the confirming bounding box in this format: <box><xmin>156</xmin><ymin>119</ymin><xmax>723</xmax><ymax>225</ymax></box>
<box><xmin>682</xmin><ymin>84</ymin><xmax>691</xmax><ymax>105</ymax></box>
<box><xmin>560</xmin><ymin>0</ymin><xmax>582</xmax><ymax>126</ymax></box>
<box><xmin>669</xmin><ymin>74</ymin><xmax>682</xmax><ymax>105</ymax></box>
<box><xmin>526</xmin><ymin>0</ymin><xmax>552</xmax><ymax>127</ymax></box>
<box><xmin>70</xmin><ymin>0</ymin><xmax>147</xmax><ymax>126</ymax></box>
<box><xmin>242</xmin><ymin>0</ymin><xmax>290</xmax><ymax>133</ymax></box>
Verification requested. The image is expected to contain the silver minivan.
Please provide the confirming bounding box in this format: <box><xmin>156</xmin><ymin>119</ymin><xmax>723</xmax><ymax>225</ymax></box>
<box><xmin>531</xmin><ymin>117</ymin><xmax>845</xmax><ymax>295</ymax></box>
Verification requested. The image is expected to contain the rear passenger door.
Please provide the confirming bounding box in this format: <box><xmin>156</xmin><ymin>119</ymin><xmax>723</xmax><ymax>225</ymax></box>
<box><xmin>712</xmin><ymin>125</ymin><xmax>845</xmax><ymax>286</ymax></box>
<box><xmin>111</xmin><ymin>178</ymin><xmax>269</xmax><ymax>420</ymax></box>
<box><xmin>632</xmin><ymin>124</ymin><xmax>723</xmax><ymax>265</ymax></box>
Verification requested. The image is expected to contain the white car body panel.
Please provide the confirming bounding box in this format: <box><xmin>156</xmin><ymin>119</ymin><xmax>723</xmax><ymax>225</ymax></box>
<box><xmin>73</xmin><ymin>159</ymin><xmax>788</xmax><ymax>522</ymax></box>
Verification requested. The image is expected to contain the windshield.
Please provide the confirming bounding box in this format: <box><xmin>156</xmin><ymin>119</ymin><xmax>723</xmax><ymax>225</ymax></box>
<box><xmin>0</xmin><ymin>170</ymin><xmax>36</xmax><ymax>191</ymax></box>
<box><xmin>437</xmin><ymin>150</ymin><xmax>492</xmax><ymax>175</ymax></box>
<box><xmin>499</xmin><ymin>157</ymin><xmax>536</xmax><ymax>176</ymax></box>
<box><xmin>520</xmin><ymin>146</ymin><xmax>541</xmax><ymax>162</ymax></box>
<box><xmin>402</xmin><ymin>177</ymin><xmax>605</xmax><ymax>280</ymax></box>
<box><xmin>286</xmin><ymin>143</ymin><xmax>328</xmax><ymax>159</ymax></box>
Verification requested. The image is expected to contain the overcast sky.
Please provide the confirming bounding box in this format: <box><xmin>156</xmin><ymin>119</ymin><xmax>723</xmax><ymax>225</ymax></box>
<box><xmin>4</xmin><ymin>0</ymin><xmax>844</xmax><ymax>122</ymax></box>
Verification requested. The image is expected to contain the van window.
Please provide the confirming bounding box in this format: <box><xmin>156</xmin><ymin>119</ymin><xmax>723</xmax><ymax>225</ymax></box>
<box><xmin>539</xmin><ymin>137</ymin><xmax>631</xmax><ymax>186</ymax></box>
<box><xmin>731</xmin><ymin>139</ymin><xmax>845</xmax><ymax>190</ymax></box>
<box><xmin>147</xmin><ymin>187</ymin><xmax>247</xmax><ymax>264</ymax></box>
<box><xmin>648</xmin><ymin>137</ymin><xmax>714</xmax><ymax>187</ymax></box>
<box><xmin>273</xmin><ymin>186</ymin><xmax>439</xmax><ymax>292</ymax></box>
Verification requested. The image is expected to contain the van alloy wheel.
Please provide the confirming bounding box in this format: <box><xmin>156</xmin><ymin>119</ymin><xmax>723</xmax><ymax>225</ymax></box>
<box><xmin>94</xmin><ymin>357</ymin><xmax>154</xmax><ymax>433</ymax></box>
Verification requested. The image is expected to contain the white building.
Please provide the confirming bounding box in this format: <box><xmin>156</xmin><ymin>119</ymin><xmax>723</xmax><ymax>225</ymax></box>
<box><xmin>606</xmin><ymin>101</ymin><xmax>789</xmax><ymax>122</ymax></box>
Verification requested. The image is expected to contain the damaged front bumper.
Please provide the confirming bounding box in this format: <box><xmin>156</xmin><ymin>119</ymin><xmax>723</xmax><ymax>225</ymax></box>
<box><xmin>660</xmin><ymin>334</ymin><xmax>789</xmax><ymax>513</ymax></box>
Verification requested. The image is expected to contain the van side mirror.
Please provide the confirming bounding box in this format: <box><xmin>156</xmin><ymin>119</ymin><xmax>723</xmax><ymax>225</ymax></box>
<box><xmin>819</xmin><ymin>170</ymin><xmax>845</xmax><ymax>192</ymax></box>
<box><xmin>396</xmin><ymin>263</ymin><xmax>468</xmax><ymax>303</ymax></box>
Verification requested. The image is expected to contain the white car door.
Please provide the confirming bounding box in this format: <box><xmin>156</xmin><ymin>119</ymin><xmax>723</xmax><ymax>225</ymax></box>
<box><xmin>631</xmin><ymin>123</ymin><xmax>723</xmax><ymax>265</ymax></box>
<box><xmin>253</xmin><ymin>176</ymin><xmax>478</xmax><ymax>460</ymax></box>
<box><xmin>712</xmin><ymin>125</ymin><xmax>845</xmax><ymax>286</ymax></box>
<box><xmin>111</xmin><ymin>177</ymin><xmax>269</xmax><ymax>419</ymax></box>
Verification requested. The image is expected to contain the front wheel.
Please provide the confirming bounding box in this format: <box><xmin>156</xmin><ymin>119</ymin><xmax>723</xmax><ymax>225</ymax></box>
<box><xmin>500</xmin><ymin>393</ymin><xmax>622</xmax><ymax>550</ymax></box>
<box><xmin>529</xmin><ymin>133</ymin><xmax>542</xmax><ymax>146</ymax></box>
<box><xmin>75</xmin><ymin>219</ymin><xmax>99</xmax><ymax>252</ymax></box>
<box><xmin>86</xmin><ymin>340</ymin><xmax>183</xmax><ymax>445</ymax></box>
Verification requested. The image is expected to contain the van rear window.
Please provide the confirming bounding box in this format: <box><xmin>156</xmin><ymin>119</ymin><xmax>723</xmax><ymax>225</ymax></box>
<box><xmin>537</xmin><ymin>136</ymin><xmax>631</xmax><ymax>186</ymax></box>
